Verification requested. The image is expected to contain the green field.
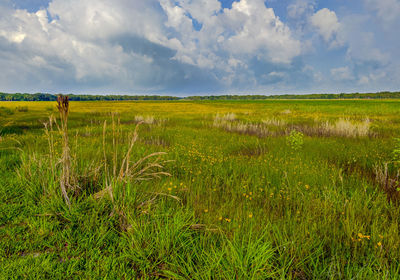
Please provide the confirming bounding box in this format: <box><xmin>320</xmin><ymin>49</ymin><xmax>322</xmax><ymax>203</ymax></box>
<box><xmin>1</xmin><ymin>100</ymin><xmax>400</xmax><ymax>279</ymax></box>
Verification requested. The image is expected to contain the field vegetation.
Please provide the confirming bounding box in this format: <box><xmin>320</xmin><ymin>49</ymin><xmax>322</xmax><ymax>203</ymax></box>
<box><xmin>1</xmin><ymin>99</ymin><xmax>400</xmax><ymax>279</ymax></box>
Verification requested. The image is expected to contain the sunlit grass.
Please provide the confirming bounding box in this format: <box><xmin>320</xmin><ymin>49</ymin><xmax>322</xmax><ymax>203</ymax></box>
<box><xmin>1</xmin><ymin>99</ymin><xmax>400</xmax><ymax>278</ymax></box>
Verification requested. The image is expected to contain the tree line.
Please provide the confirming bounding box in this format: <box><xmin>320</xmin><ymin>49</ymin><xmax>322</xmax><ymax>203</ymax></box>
<box><xmin>0</xmin><ymin>93</ymin><xmax>180</xmax><ymax>101</ymax></box>
<box><xmin>185</xmin><ymin>91</ymin><xmax>400</xmax><ymax>100</ymax></box>
<box><xmin>1</xmin><ymin>91</ymin><xmax>399</xmax><ymax>101</ymax></box>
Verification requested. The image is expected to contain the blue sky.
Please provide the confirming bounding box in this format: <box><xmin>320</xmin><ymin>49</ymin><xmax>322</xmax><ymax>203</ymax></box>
<box><xmin>1</xmin><ymin>0</ymin><xmax>399</xmax><ymax>95</ymax></box>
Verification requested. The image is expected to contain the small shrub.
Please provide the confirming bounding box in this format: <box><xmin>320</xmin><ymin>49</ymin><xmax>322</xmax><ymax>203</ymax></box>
<box><xmin>287</xmin><ymin>130</ymin><xmax>304</xmax><ymax>151</ymax></box>
<box><xmin>393</xmin><ymin>138</ymin><xmax>400</xmax><ymax>165</ymax></box>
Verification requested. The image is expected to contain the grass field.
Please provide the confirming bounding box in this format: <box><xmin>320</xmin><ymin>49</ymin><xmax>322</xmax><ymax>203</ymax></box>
<box><xmin>1</xmin><ymin>99</ymin><xmax>400</xmax><ymax>279</ymax></box>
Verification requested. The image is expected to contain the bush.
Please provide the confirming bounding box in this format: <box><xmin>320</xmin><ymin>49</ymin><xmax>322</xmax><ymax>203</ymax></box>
<box><xmin>287</xmin><ymin>130</ymin><xmax>304</xmax><ymax>151</ymax></box>
<box><xmin>393</xmin><ymin>138</ymin><xmax>400</xmax><ymax>165</ymax></box>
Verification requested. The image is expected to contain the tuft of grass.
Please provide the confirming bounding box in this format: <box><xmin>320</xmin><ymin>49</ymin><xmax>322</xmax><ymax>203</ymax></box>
<box><xmin>16</xmin><ymin>106</ymin><xmax>28</xmax><ymax>112</ymax></box>
<box><xmin>214</xmin><ymin>113</ymin><xmax>237</xmax><ymax>122</ymax></box>
<box><xmin>213</xmin><ymin>114</ymin><xmax>270</xmax><ymax>137</ymax></box>
<box><xmin>321</xmin><ymin>118</ymin><xmax>371</xmax><ymax>137</ymax></box>
<box><xmin>262</xmin><ymin>117</ymin><xmax>287</xmax><ymax>127</ymax></box>
<box><xmin>374</xmin><ymin>163</ymin><xmax>400</xmax><ymax>203</ymax></box>
<box><xmin>96</xmin><ymin>117</ymin><xmax>170</xmax><ymax>202</ymax></box>
<box><xmin>134</xmin><ymin>115</ymin><xmax>156</xmax><ymax>125</ymax></box>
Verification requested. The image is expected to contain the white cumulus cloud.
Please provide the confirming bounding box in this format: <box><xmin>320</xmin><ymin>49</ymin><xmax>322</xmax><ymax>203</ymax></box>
<box><xmin>310</xmin><ymin>8</ymin><xmax>341</xmax><ymax>46</ymax></box>
<box><xmin>0</xmin><ymin>0</ymin><xmax>304</xmax><ymax>93</ymax></box>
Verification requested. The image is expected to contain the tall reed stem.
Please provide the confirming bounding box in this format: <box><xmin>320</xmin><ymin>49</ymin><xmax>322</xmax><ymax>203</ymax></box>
<box><xmin>57</xmin><ymin>95</ymin><xmax>71</xmax><ymax>207</ymax></box>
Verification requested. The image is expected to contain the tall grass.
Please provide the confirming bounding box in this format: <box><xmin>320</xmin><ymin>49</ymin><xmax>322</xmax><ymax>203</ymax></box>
<box><xmin>96</xmin><ymin>117</ymin><xmax>171</xmax><ymax>202</ymax></box>
<box><xmin>2</xmin><ymin>99</ymin><xmax>400</xmax><ymax>278</ymax></box>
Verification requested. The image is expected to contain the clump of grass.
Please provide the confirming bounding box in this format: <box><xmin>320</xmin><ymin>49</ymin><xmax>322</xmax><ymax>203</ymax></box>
<box><xmin>374</xmin><ymin>139</ymin><xmax>400</xmax><ymax>203</ymax></box>
<box><xmin>214</xmin><ymin>120</ymin><xmax>270</xmax><ymax>137</ymax></box>
<box><xmin>374</xmin><ymin>163</ymin><xmax>400</xmax><ymax>203</ymax></box>
<box><xmin>134</xmin><ymin>115</ymin><xmax>155</xmax><ymax>125</ymax></box>
<box><xmin>321</xmin><ymin>118</ymin><xmax>371</xmax><ymax>137</ymax></box>
<box><xmin>262</xmin><ymin>118</ymin><xmax>287</xmax><ymax>127</ymax></box>
<box><xmin>281</xmin><ymin>109</ymin><xmax>292</xmax><ymax>115</ymax></box>
<box><xmin>213</xmin><ymin>114</ymin><xmax>270</xmax><ymax>137</ymax></box>
<box><xmin>0</xmin><ymin>106</ymin><xmax>14</xmax><ymax>115</ymax></box>
<box><xmin>95</xmin><ymin>115</ymin><xmax>171</xmax><ymax>202</ymax></box>
<box><xmin>32</xmin><ymin>98</ymin><xmax>171</xmax><ymax>207</ymax></box>
<box><xmin>16</xmin><ymin>106</ymin><xmax>28</xmax><ymax>112</ymax></box>
<box><xmin>214</xmin><ymin>113</ymin><xmax>237</xmax><ymax>122</ymax></box>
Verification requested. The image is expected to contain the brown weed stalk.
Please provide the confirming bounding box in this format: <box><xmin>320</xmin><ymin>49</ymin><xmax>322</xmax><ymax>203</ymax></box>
<box><xmin>57</xmin><ymin>95</ymin><xmax>74</xmax><ymax>207</ymax></box>
<box><xmin>374</xmin><ymin>163</ymin><xmax>400</xmax><ymax>203</ymax></box>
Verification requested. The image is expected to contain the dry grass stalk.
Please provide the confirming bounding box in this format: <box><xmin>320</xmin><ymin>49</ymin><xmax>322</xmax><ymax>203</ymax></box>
<box><xmin>56</xmin><ymin>95</ymin><xmax>74</xmax><ymax>207</ymax></box>
<box><xmin>96</xmin><ymin>116</ymin><xmax>171</xmax><ymax>201</ymax></box>
<box><xmin>101</xmin><ymin>120</ymin><xmax>113</xmax><ymax>202</ymax></box>
<box><xmin>374</xmin><ymin>163</ymin><xmax>400</xmax><ymax>203</ymax></box>
<box><xmin>43</xmin><ymin>115</ymin><xmax>56</xmax><ymax>192</ymax></box>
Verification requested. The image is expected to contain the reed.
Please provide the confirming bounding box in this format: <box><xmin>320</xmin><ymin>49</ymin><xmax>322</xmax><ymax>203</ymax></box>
<box><xmin>57</xmin><ymin>95</ymin><xmax>74</xmax><ymax>206</ymax></box>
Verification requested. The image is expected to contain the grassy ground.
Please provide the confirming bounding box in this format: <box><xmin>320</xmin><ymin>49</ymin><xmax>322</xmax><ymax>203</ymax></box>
<box><xmin>1</xmin><ymin>100</ymin><xmax>400</xmax><ymax>279</ymax></box>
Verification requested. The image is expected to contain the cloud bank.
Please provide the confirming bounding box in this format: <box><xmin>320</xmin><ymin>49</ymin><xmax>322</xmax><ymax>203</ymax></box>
<box><xmin>0</xmin><ymin>0</ymin><xmax>399</xmax><ymax>94</ymax></box>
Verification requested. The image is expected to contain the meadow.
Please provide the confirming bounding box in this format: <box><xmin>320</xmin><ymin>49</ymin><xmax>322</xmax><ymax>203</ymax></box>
<box><xmin>1</xmin><ymin>99</ymin><xmax>400</xmax><ymax>279</ymax></box>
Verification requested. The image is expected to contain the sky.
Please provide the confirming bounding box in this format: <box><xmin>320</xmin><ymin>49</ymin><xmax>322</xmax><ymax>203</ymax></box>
<box><xmin>0</xmin><ymin>0</ymin><xmax>399</xmax><ymax>96</ymax></box>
